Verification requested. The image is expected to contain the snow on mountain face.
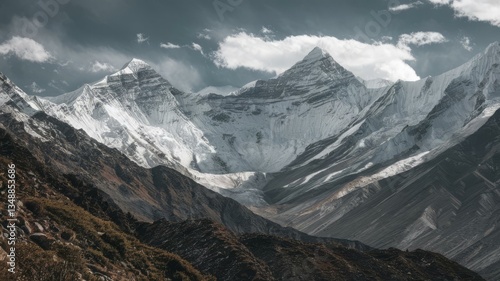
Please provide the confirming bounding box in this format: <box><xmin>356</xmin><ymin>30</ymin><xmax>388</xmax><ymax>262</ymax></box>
<box><xmin>179</xmin><ymin>47</ymin><xmax>376</xmax><ymax>173</ymax></box>
<box><xmin>32</xmin><ymin>43</ymin><xmax>500</xmax><ymax>198</ymax></box>
<box><xmin>196</xmin><ymin>85</ymin><xmax>240</xmax><ymax>97</ymax></box>
<box><xmin>124</xmin><ymin>58</ymin><xmax>153</xmax><ymax>73</ymax></box>
<box><xmin>39</xmin><ymin>59</ymin><xmax>213</xmax><ymax>170</ymax></box>
<box><xmin>29</xmin><ymin>49</ymin><xmax>380</xmax><ymax>204</ymax></box>
<box><xmin>34</xmin><ymin>59</ymin><xmax>267</xmax><ymax>195</ymax></box>
<box><xmin>295</xmin><ymin>109</ymin><xmax>500</xmax><ymax>280</ymax></box>
<box><xmin>356</xmin><ymin>77</ymin><xmax>394</xmax><ymax>89</ymax></box>
<box><xmin>0</xmin><ymin>73</ymin><xmax>65</xmax><ymax>143</ymax></box>
<box><xmin>0</xmin><ymin>73</ymin><xmax>42</xmax><ymax>116</ymax></box>
<box><xmin>238</xmin><ymin>47</ymin><xmax>366</xmax><ymax>100</ymax></box>
<box><xmin>263</xmin><ymin>42</ymin><xmax>500</xmax><ymax>203</ymax></box>
<box><xmin>22</xmin><ymin>47</ymin><xmax>379</xmax><ymax>206</ymax></box>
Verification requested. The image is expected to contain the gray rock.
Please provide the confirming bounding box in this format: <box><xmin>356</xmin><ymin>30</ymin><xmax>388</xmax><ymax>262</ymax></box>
<box><xmin>34</xmin><ymin>222</ymin><xmax>44</xmax><ymax>232</ymax></box>
<box><xmin>30</xmin><ymin>233</ymin><xmax>54</xmax><ymax>250</ymax></box>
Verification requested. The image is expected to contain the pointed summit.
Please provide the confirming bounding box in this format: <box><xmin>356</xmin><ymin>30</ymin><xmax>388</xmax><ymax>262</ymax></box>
<box><xmin>486</xmin><ymin>41</ymin><xmax>500</xmax><ymax>50</ymax></box>
<box><xmin>278</xmin><ymin>46</ymin><xmax>354</xmax><ymax>81</ymax></box>
<box><xmin>447</xmin><ymin>41</ymin><xmax>500</xmax><ymax>79</ymax></box>
<box><xmin>484</xmin><ymin>41</ymin><xmax>500</xmax><ymax>56</ymax></box>
<box><xmin>238</xmin><ymin>46</ymin><xmax>359</xmax><ymax>98</ymax></box>
<box><xmin>107</xmin><ymin>57</ymin><xmax>166</xmax><ymax>82</ymax></box>
<box><xmin>121</xmin><ymin>58</ymin><xmax>152</xmax><ymax>73</ymax></box>
<box><xmin>102</xmin><ymin>57</ymin><xmax>173</xmax><ymax>88</ymax></box>
<box><xmin>302</xmin><ymin>46</ymin><xmax>331</xmax><ymax>62</ymax></box>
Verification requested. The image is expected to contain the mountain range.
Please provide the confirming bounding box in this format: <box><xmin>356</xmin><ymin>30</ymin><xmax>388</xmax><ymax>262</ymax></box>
<box><xmin>1</xmin><ymin>41</ymin><xmax>499</xmax><ymax>280</ymax></box>
<box><xmin>0</xmin><ymin>72</ymin><xmax>480</xmax><ymax>280</ymax></box>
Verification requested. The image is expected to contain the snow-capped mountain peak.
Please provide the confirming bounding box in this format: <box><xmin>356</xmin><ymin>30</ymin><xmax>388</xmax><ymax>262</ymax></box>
<box><xmin>302</xmin><ymin>46</ymin><xmax>330</xmax><ymax>62</ymax></box>
<box><xmin>121</xmin><ymin>58</ymin><xmax>152</xmax><ymax>73</ymax></box>
<box><xmin>279</xmin><ymin>46</ymin><xmax>354</xmax><ymax>81</ymax></box>
<box><xmin>106</xmin><ymin>58</ymin><xmax>157</xmax><ymax>79</ymax></box>
<box><xmin>485</xmin><ymin>41</ymin><xmax>500</xmax><ymax>52</ymax></box>
<box><xmin>234</xmin><ymin>46</ymin><xmax>362</xmax><ymax>99</ymax></box>
<box><xmin>44</xmin><ymin>84</ymin><xmax>93</xmax><ymax>105</ymax></box>
<box><xmin>483</xmin><ymin>41</ymin><xmax>500</xmax><ymax>63</ymax></box>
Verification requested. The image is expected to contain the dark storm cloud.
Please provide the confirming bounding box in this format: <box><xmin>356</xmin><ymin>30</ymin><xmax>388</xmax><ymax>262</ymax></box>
<box><xmin>0</xmin><ymin>0</ymin><xmax>499</xmax><ymax>96</ymax></box>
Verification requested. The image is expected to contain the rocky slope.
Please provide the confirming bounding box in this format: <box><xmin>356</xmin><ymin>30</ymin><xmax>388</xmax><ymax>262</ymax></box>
<box><xmin>284</xmin><ymin>108</ymin><xmax>500</xmax><ymax>280</ymax></box>
<box><xmin>138</xmin><ymin>219</ymin><xmax>484</xmax><ymax>281</ymax></box>
<box><xmin>0</xmin><ymin>129</ymin><xmax>212</xmax><ymax>280</ymax></box>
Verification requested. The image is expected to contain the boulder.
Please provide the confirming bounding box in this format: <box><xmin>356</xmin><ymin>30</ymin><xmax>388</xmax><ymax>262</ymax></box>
<box><xmin>30</xmin><ymin>233</ymin><xmax>54</xmax><ymax>250</ymax></box>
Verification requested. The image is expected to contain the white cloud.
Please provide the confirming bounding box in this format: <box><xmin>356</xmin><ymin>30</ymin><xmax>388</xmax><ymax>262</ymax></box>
<box><xmin>1</xmin><ymin>17</ymin><xmax>135</xmax><ymax>90</ymax></box>
<box><xmin>30</xmin><ymin>82</ymin><xmax>45</xmax><ymax>94</ymax></box>
<box><xmin>397</xmin><ymin>32</ymin><xmax>448</xmax><ymax>50</ymax></box>
<box><xmin>213</xmin><ymin>32</ymin><xmax>422</xmax><ymax>82</ymax></box>
<box><xmin>197</xmin><ymin>28</ymin><xmax>212</xmax><ymax>40</ymax></box>
<box><xmin>137</xmin><ymin>33</ymin><xmax>149</xmax><ymax>44</ymax></box>
<box><xmin>197</xmin><ymin>33</ymin><xmax>212</xmax><ymax>40</ymax></box>
<box><xmin>59</xmin><ymin>46</ymin><xmax>132</xmax><ymax>76</ymax></box>
<box><xmin>160</xmin><ymin>42</ymin><xmax>181</xmax><ymax>49</ymax></box>
<box><xmin>191</xmin><ymin>43</ymin><xmax>204</xmax><ymax>55</ymax></box>
<box><xmin>90</xmin><ymin>61</ymin><xmax>116</xmax><ymax>73</ymax></box>
<box><xmin>0</xmin><ymin>37</ymin><xmax>52</xmax><ymax>63</ymax></box>
<box><xmin>428</xmin><ymin>0</ymin><xmax>451</xmax><ymax>4</ymax></box>
<box><xmin>452</xmin><ymin>0</ymin><xmax>500</xmax><ymax>26</ymax></box>
<box><xmin>48</xmin><ymin>80</ymin><xmax>64</xmax><ymax>92</ymax></box>
<box><xmin>460</xmin><ymin>36</ymin><xmax>473</xmax><ymax>51</ymax></box>
<box><xmin>390</xmin><ymin>1</ymin><xmax>424</xmax><ymax>11</ymax></box>
<box><xmin>381</xmin><ymin>36</ymin><xmax>394</xmax><ymax>42</ymax></box>
<box><xmin>429</xmin><ymin>0</ymin><xmax>500</xmax><ymax>27</ymax></box>
<box><xmin>261</xmin><ymin>27</ymin><xmax>273</xmax><ymax>34</ymax></box>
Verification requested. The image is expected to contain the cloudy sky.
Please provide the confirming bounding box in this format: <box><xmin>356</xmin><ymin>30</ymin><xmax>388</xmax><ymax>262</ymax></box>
<box><xmin>0</xmin><ymin>0</ymin><xmax>499</xmax><ymax>96</ymax></box>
